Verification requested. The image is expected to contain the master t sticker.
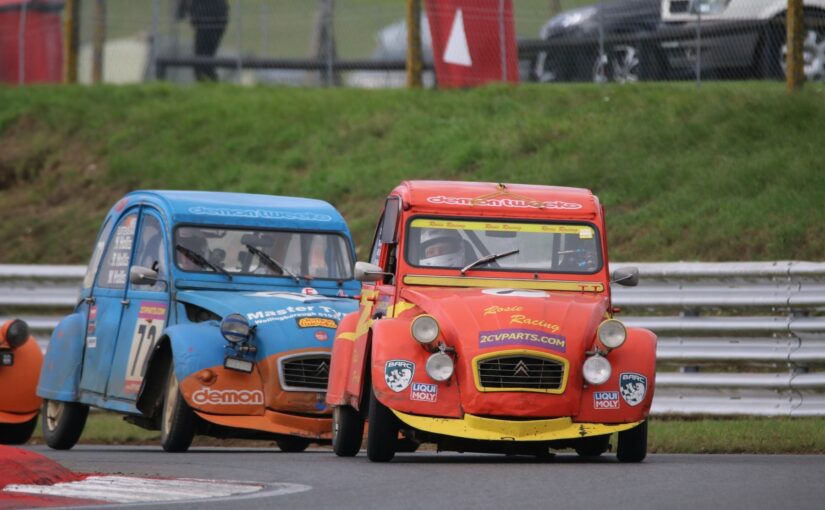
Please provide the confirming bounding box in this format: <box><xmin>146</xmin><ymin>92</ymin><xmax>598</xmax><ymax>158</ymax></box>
<box><xmin>385</xmin><ymin>360</ymin><xmax>415</xmax><ymax>392</ymax></box>
<box><xmin>620</xmin><ymin>372</ymin><xmax>648</xmax><ymax>407</ymax></box>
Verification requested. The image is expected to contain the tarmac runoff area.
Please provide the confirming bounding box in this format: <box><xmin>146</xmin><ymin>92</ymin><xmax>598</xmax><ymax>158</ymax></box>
<box><xmin>0</xmin><ymin>446</ymin><xmax>309</xmax><ymax>507</ymax></box>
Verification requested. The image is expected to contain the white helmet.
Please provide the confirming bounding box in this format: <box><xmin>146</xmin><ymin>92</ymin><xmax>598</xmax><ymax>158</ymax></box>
<box><xmin>419</xmin><ymin>228</ymin><xmax>465</xmax><ymax>267</ymax></box>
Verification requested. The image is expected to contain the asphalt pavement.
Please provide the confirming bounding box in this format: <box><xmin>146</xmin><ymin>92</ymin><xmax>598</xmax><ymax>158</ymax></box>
<box><xmin>15</xmin><ymin>446</ymin><xmax>825</xmax><ymax>510</ymax></box>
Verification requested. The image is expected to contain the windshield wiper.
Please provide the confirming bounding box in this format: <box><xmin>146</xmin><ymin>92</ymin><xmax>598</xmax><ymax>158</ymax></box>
<box><xmin>461</xmin><ymin>249</ymin><xmax>520</xmax><ymax>275</ymax></box>
<box><xmin>244</xmin><ymin>243</ymin><xmax>300</xmax><ymax>282</ymax></box>
<box><xmin>175</xmin><ymin>244</ymin><xmax>232</xmax><ymax>280</ymax></box>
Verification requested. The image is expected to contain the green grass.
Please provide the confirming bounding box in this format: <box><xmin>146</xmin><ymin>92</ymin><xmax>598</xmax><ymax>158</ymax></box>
<box><xmin>1</xmin><ymin>82</ymin><xmax>824</xmax><ymax>264</ymax></box>
<box><xmin>26</xmin><ymin>413</ymin><xmax>825</xmax><ymax>453</ymax></box>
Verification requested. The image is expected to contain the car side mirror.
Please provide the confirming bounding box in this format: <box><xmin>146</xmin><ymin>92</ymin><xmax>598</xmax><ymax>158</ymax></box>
<box><xmin>611</xmin><ymin>267</ymin><xmax>639</xmax><ymax>287</ymax></box>
<box><xmin>130</xmin><ymin>265</ymin><xmax>159</xmax><ymax>285</ymax></box>
<box><xmin>354</xmin><ymin>261</ymin><xmax>391</xmax><ymax>282</ymax></box>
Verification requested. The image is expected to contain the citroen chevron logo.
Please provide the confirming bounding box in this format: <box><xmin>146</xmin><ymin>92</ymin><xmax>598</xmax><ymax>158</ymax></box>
<box><xmin>513</xmin><ymin>360</ymin><xmax>530</xmax><ymax>377</ymax></box>
<box><xmin>314</xmin><ymin>362</ymin><xmax>329</xmax><ymax>377</ymax></box>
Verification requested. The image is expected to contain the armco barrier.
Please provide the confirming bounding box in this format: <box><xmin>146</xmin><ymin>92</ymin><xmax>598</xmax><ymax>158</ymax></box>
<box><xmin>2</xmin><ymin>262</ymin><xmax>824</xmax><ymax>416</ymax></box>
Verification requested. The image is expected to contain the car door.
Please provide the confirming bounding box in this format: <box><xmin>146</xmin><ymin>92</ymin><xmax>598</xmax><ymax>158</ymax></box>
<box><xmin>105</xmin><ymin>209</ymin><xmax>171</xmax><ymax>401</ymax></box>
<box><xmin>78</xmin><ymin>210</ymin><xmax>139</xmax><ymax>397</ymax></box>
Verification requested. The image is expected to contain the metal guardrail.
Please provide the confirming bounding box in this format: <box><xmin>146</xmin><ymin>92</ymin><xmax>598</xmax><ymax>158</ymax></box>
<box><xmin>2</xmin><ymin>262</ymin><xmax>823</xmax><ymax>416</ymax></box>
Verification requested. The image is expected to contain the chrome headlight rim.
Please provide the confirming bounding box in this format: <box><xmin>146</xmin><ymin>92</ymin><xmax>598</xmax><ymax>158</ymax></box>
<box><xmin>582</xmin><ymin>354</ymin><xmax>612</xmax><ymax>385</ymax></box>
<box><xmin>220</xmin><ymin>313</ymin><xmax>251</xmax><ymax>344</ymax></box>
<box><xmin>425</xmin><ymin>352</ymin><xmax>454</xmax><ymax>382</ymax></box>
<box><xmin>598</xmin><ymin>319</ymin><xmax>627</xmax><ymax>350</ymax></box>
<box><xmin>410</xmin><ymin>314</ymin><xmax>440</xmax><ymax>345</ymax></box>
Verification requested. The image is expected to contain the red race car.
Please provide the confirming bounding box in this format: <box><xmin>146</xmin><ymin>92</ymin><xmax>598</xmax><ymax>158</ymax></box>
<box><xmin>327</xmin><ymin>181</ymin><xmax>656</xmax><ymax>462</ymax></box>
<box><xmin>0</xmin><ymin>319</ymin><xmax>42</xmax><ymax>444</ymax></box>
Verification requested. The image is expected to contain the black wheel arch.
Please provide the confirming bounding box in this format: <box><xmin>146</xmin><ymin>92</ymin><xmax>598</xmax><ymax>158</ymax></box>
<box><xmin>135</xmin><ymin>336</ymin><xmax>172</xmax><ymax>419</ymax></box>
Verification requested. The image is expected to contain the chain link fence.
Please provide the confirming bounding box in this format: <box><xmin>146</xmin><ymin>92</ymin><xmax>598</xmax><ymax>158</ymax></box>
<box><xmin>2</xmin><ymin>0</ymin><xmax>824</xmax><ymax>86</ymax></box>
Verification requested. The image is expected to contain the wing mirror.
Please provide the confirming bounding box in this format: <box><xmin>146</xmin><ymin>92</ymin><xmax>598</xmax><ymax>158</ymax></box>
<box><xmin>130</xmin><ymin>265</ymin><xmax>159</xmax><ymax>285</ymax></box>
<box><xmin>611</xmin><ymin>267</ymin><xmax>639</xmax><ymax>287</ymax></box>
<box><xmin>354</xmin><ymin>261</ymin><xmax>391</xmax><ymax>282</ymax></box>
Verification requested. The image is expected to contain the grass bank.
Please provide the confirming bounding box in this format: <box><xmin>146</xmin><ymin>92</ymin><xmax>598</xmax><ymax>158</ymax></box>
<box><xmin>1</xmin><ymin>82</ymin><xmax>823</xmax><ymax>264</ymax></box>
<box><xmin>25</xmin><ymin>413</ymin><xmax>825</xmax><ymax>454</ymax></box>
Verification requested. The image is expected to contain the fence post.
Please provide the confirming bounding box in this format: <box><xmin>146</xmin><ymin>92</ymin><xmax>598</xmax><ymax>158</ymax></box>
<box><xmin>149</xmin><ymin>0</ymin><xmax>160</xmax><ymax>80</ymax></box>
<box><xmin>18</xmin><ymin>1</ymin><xmax>28</xmax><ymax>84</ymax></box>
<box><xmin>786</xmin><ymin>0</ymin><xmax>804</xmax><ymax>91</ymax></box>
<box><xmin>63</xmin><ymin>0</ymin><xmax>80</xmax><ymax>84</ymax></box>
<box><xmin>406</xmin><ymin>0</ymin><xmax>423</xmax><ymax>88</ymax></box>
<box><xmin>92</xmin><ymin>0</ymin><xmax>106</xmax><ymax>84</ymax></box>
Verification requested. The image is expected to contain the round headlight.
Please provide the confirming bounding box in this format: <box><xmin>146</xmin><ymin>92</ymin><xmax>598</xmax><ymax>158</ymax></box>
<box><xmin>411</xmin><ymin>315</ymin><xmax>440</xmax><ymax>345</ymax></box>
<box><xmin>582</xmin><ymin>354</ymin><xmax>611</xmax><ymax>385</ymax></box>
<box><xmin>598</xmin><ymin>319</ymin><xmax>627</xmax><ymax>350</ymax></box>
<box><xmin>220</xmin><ymin>313</ymin><xmax>250</xmax><ymax>344</ymax></box>
<box><xmin>5</xmin><ymin>319</ymin><xmax>29</xmax><ymax>349</ymax></box>
<box><xmin>425</xmin><ymin>352</ymin><xmax>454</xmax><ymax>382</ymax></box>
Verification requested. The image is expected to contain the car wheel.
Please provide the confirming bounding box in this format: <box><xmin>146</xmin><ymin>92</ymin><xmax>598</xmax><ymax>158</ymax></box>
<box><xmin>594</xmin><ymin>45</ymin><xmax>640</xmax><ymax>84</ymax></box>
<box><xmin>276</xmin><ymin>436</ymin><xmax>311</xmax><ymax>453</ymax></box>
<box><xmin>42</xmin><ymin>399</ymin><xmax>89</xmax><ymax>450</ymax></box>
<box><xmin>160</xmin><ymin>364</ymin><xmax>196</xmax><ymax>452</ymax></box>
<box><xmin>617</xmin><ymin>420</ymin><xmax>648</xmax><ymax>463</ymax></box>
<box><xmin>0</xmin><ymin>415</ymin><xmax>39</xmax><ymax>445</ymax></box>
<box><xmin>781</xmin><ymin>14</ymin><xmax>825</xmax><ymax>82</ymax></box>
<box><xmin>366</xmin><ymin>389</ymin><xmax>398</xmax><ymax>463</ymax></box>
<box><xmin>332</xmin><ymin>405</ymin><xmax>364</xmax><ymax>457</ymax></box>
<box><xmin>574</xmin><ymin>434</ymin><xmax>611</xmax><ymax>457</ymax></box>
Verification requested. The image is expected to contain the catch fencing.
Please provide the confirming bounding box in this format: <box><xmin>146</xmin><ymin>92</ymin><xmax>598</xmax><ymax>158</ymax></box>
<box><xmin>4</xmin><ymin>0</ymin><xmax>824</xmax><ymax>86</ymax></box>
<box><xmin>2</xmin><ymin>261</ymin><xmax>824</xmax><ymax>416</ymax></box>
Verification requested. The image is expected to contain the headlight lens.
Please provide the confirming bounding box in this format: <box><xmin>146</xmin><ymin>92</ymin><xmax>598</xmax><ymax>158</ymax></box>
<box><xmin>220</xmin><ymin>313</ymin><xmax>250</xmax><ymax>344</ymax></box>
<box><xmin>411</xmin><ymin>315</ymin><xmax>440</xmax><ymax>345</ymax></box>
<box><xmin>598</xmin><ymin>319</ymin><xmax>627</xmax><ymax>349</ymax></box>
<box><xmin>582</xmin><ymin>354</ymin><xmax>611</xmax><ymax>385</ymax></box>
<box><xmin>5</xmin><ymin>319</ymin><xmax>29</xmax><ymax>349</ymax></box>
<box><xmin>425</xmin><ymin>352</ymin><xmax>454</xmax><ymax>381</ymax></box>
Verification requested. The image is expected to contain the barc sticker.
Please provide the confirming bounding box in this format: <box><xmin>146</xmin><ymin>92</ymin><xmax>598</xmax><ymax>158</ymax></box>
<box><xmin>385</xmin><ymin>360</ymin><xmax>415</xmax><ymax>392</ymax></box>
<box><xmin>620</xmin><ymin>373</ymin><xmax>647</xmax><ymax>406</ymax></box>
<box><xmin>410</xmin><ymin>382</ymin><xmax>438</xmax><ymax>403</ymax></box>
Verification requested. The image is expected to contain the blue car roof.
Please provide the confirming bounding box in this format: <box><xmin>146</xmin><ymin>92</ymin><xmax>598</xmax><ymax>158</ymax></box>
<box><xmin>114</xmin><ymin>190</ymin><xmax>350</xmax><ymax>233</ymax></box>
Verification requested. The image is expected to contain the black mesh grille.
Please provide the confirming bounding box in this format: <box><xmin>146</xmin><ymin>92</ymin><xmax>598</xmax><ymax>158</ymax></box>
<box><xmin>281</xmin><ymin>355</ymin><xmax>330</xmax><ymax>390</ymax></box>
<box><xmin>477</xmin><ymin>355</ymin><xmax>564</xmax><ymax>391</ymax></box>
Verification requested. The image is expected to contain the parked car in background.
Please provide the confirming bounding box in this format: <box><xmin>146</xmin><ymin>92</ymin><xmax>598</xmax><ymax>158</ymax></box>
<box><xmin>659</xmin><ymin>0</ymin><xmax>825</xmax><ymax>80</ymax></box>
<box><xmin>533</xmin><ymin>0</ymin><xmax>661</xmax><ymax>83</ymax></box>
<box><xmin>38</xmin><ymin>191</ymin><xmax>359</xmax><ymax>452</ymax></box>
<box><xmin>327</xmin><ymin>180</ymin><xmax>656</xmax><ymax>462</ymax></box>
<box><xmin>0</xmin><ymin>319</ymin><xmax>41</xmax><ymax>444</ymax></box>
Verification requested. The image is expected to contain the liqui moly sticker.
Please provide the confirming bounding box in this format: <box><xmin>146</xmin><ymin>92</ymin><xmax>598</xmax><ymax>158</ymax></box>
<box><xmin>593</xmin><ymin>391</ymin><xmax>620</xmax><ymax>410</ymax></box>
<box><xmin>410</xmin><ymin>382</ymin><xmax>438</xmax><ymax>403</ymax></box>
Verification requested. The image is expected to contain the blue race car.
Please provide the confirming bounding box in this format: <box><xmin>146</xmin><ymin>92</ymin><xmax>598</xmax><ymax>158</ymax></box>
<box><xmin>38</xmin><ymin>191</ymin><xmax>360</xmax><ymax>452</ymax></box>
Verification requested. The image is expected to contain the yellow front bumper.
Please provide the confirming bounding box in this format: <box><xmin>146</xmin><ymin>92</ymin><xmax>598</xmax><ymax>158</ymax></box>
<box><xmin>392</xmin><ymin>410</ymin><xmax>641</xmax><ymax>442</ymax></box>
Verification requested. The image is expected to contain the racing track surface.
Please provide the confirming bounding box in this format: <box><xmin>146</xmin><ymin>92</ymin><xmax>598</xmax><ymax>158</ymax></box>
<box><xmin>11</xmin><ymin>445</ymin><xmax>825</xmax><ymax>509</ymax></box>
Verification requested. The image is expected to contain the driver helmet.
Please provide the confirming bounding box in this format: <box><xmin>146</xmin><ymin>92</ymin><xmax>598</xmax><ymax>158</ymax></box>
<box><xmin>177</xmin><ymin>230</ymin><xmax>209</xmax><ymax>270</ymax></box>
<box><xmin>419</xmin><ymin>228</ymin><xmax>465</xmax><ymax>267</ymax></box>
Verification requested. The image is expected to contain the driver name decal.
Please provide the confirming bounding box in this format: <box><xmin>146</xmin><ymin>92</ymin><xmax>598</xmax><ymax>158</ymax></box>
<box><xmin>479</xmin><ymin>328</ymin><xmax>566</xmax><ymax>352</ymax></box>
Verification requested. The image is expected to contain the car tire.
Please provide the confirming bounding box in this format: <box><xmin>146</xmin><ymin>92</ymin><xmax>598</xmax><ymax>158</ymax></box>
<box><xmin>332</xmin><ymin>405</ymin><xmax>364</xmax><ymax>457</ymax></box>
<box><xmin>160</xmin><ymin>364</ymin><xmax>196</xmax><ymax>452</ymax></box>
<box><xmin>593</xmin><ymin>45</ymin><xmax>641</xmax><ymax>84</ymax></box>
<box><xmin>574</xmin><ymin>434</ymin><xmax>611</xmax><ymax>457</ymax></box>
<box><xmin>366</xmin><ymin>389</ymin><xmax>398</xmax><ymax>463</ymax></box>
<box><xmin>0</xmin><ymin>414</ymin><xmax>39</xmax><ymax>445</ymax></box>
<box><xmin>617</xmin><ymin>420</ymin><xmax>648</xmax><ymax>463</ymax></box>
<box><xmin>42</xmin><ymin>399</ymin><xmax>89</xmax><ymax>450</ymax></box>
<box><xmin>276</xmin><ymin>436</ymin><xmax>311</xmax><ymax>453</ymax></box>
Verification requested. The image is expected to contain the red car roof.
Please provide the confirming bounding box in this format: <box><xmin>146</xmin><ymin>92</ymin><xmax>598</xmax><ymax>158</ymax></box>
<box><xmin>391</xmin><ymin>180</ymin><xmax>600</xmax><ymax>220</ymax></box>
